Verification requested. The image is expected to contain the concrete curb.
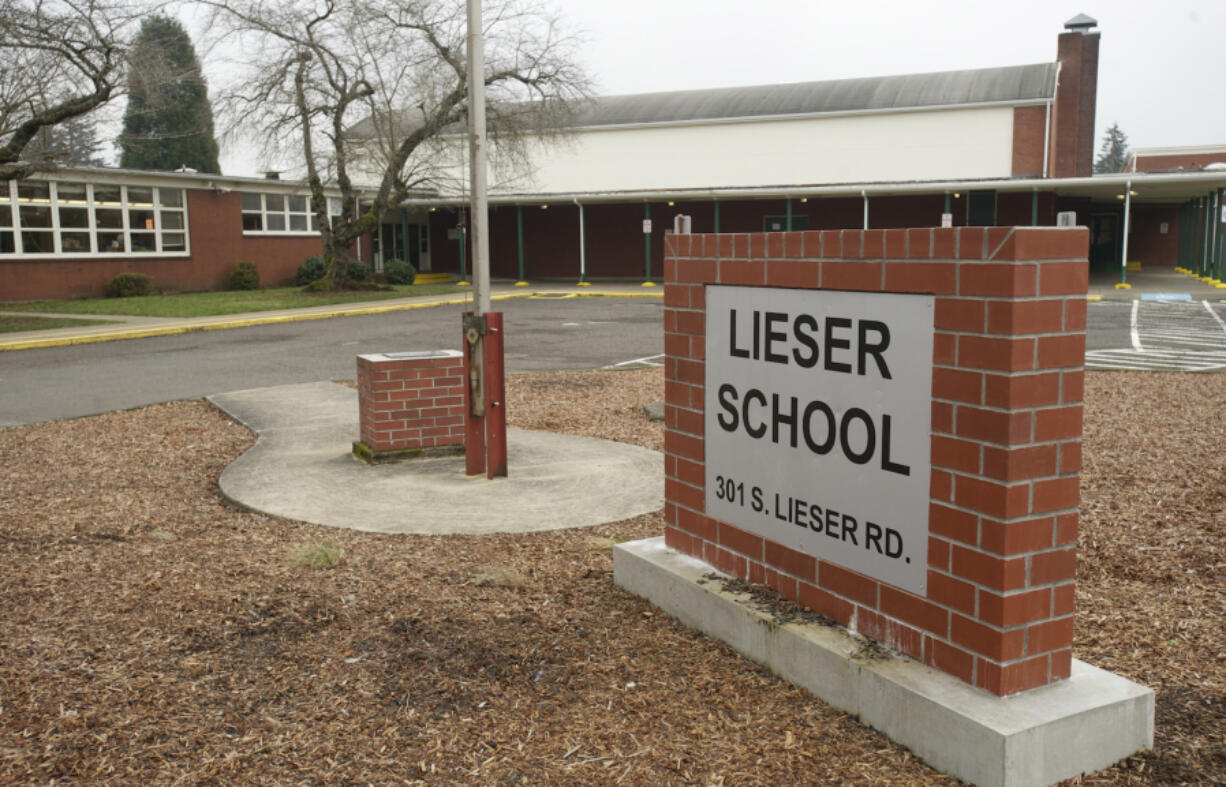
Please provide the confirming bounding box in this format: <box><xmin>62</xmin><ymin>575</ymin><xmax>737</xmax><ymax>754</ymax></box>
<box><xmin>0</xmin><ymin>288</ymin><xmax>665</xmax><ymax>352</ymax></box>
<box><xmin>614</xmin><ymin>537</ymin><xmax>1155</xmax><ymax>787</ymax></box>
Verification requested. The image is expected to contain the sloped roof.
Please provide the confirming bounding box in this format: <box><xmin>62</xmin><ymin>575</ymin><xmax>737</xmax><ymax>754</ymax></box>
<box><xmin>347</xmin><ymin>62</ymin><xmax>1057</xmax><ymax>140</ymax></box>
<box><xmin>571</xmin><ymin>62</ymin><xmax>1058</xmax><ymax>128</ymax></box>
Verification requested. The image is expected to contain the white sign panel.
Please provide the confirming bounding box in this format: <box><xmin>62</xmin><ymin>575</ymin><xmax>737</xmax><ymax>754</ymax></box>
<box><xmin>643</xmin><ymin>219</ymin><xmax>653</xmax><ymax>234</ymax></box>
<box><xmin>941</xmin><ymin>212</ymin><xmax>953</xmax><ymax>228</ymax></box>
<box><xmin>704</xmin><ymin>286</ymin><xmax>934</xmax><ymax>594</ymax></box>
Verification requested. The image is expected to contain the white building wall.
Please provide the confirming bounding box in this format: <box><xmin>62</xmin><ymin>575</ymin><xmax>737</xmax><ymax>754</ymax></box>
<box><xmin>497</xmin><ymin>105</ymin><xmax>1017</xmax><ymax>195</ymax></box>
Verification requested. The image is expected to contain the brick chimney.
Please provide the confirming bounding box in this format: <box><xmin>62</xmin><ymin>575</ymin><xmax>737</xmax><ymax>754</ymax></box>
<box><xmin>1050</xmin><ymin>14</ymin><xmax>1100</xmax><ymax>178</ymax></box>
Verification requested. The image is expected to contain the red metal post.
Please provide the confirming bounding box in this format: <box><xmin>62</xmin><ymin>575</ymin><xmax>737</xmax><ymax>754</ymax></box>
<box><xmin>483</xmin><ymin>311</ymin><xmax>507</xmax><ymax>478</ymax></box>
<box><xmin>462</xmin><ymin>312</ymin><xmax>485</xmax><ymax>476</ymax></box>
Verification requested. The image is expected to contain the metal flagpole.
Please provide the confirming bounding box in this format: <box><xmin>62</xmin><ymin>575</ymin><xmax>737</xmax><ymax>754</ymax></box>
<box><xmin>463</xmin><ymin>0</ymin><xmax>506</xmax><ymax>478</ymax></box>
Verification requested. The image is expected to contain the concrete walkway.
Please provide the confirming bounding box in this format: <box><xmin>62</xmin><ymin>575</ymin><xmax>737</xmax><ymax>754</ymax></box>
<box><xmin>208</xmin><ymin>381</ymin><xmax>664</xmax><ymax>535</ymax></box>
<box><xmin>0</xmin><ymin>281</ymin><xmax>663</xmax><ymax>352</ymax></box>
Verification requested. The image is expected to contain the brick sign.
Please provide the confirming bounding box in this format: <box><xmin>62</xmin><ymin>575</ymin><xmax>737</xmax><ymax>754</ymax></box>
<box><xmin>705</xmin><ymin>285</ymin><xmax>934</xmax><ymax>594</ymax></box>
<box><xmin>663</xmin><ymin>226</ymin><xmax>1089</xmax><ymax>696</ymax></box>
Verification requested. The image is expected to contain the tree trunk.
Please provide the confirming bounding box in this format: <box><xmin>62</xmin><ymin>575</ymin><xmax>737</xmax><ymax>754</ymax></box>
<box><xmin>321</xmin><ymin>241</ymin><xmax>351</xmax><ymax>290</ymax></box>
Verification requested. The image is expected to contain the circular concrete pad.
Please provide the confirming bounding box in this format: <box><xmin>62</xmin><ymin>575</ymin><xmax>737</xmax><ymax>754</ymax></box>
<box><xmin>208</xmin><ymin>381</ymin><xmax>663</xmax><ymax>534</ymax></box>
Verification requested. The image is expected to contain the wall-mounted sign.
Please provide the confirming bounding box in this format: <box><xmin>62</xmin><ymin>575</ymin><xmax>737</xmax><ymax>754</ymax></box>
<box><xmin>643</xmin><ymin>219</ymin><xmax>653</xmax><ymax>234</ymax></box>
<box><xmin>704</xmin><ymin>285</ymin><xmax>934</xmax><ymax>594</ymax></box>
<box><xmin>941</xmin><ymin>212</ymin><xmax>953</xmax><ymax>228</ymax></box>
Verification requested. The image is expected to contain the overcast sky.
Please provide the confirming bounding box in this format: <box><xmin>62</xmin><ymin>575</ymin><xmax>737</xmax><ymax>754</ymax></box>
<box><xmin>209</xmin><ymin>0</ymin><xmax>1224</xmax><ymax>175</ymax></box>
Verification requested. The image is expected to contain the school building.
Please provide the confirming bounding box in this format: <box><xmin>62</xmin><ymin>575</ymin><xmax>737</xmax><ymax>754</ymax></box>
<box><xmin>3</xmin><ymin>14</ymin><xmax>1225</xmax><ymax>301</ymax></box>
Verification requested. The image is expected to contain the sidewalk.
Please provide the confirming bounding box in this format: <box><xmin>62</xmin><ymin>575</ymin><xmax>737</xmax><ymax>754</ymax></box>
<box><xmin>0</xmin><ymin>280</ymin><xmax>663</xmax><ymax>352</ymax></box>
<box><xmin>208</xmin><ymin>380</ymin><xmax>663</xmax><ymax>534</ymax></box>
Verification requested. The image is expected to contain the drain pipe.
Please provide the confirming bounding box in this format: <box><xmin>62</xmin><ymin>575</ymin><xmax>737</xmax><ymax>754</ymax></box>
<box><xmin>573</xmin><ymin>198</ymin><xmax>588</xmax><ymax>285</ymax></box>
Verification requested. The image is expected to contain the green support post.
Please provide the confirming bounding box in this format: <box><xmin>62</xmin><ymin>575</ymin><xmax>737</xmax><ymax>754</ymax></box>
<box><xmin>713</xmin><ymin>200</ymin><xmax>721</xmax><ymax>233</ymax></box>
<box><xmin>1201</xmin><ymin>197</ymin><xmax>1211</xmax><ymax>277</ymax></box>
<box><xmin>458</xmin><ymin>208</ymin><xmax>468</xmax><ymax>285</ymax></box>
<box><xmin>644</xmin><ymin>203</ymin><xmax>652</xmax><ymax>284</ymax></box>
<box><xmin>1218</xmin><ymin>189</ymin><xmax>1225</xmax><ymax>282</ymax></box>
<box><xmin>1206</xmin><ymin>191</ymin><xmax>1216</xmax><ymax>281</ymax></box>
<box><xmin>1183</xmin><ymin>202</ymin><xmax>1193</xmax><ymax>271</ymax></box>
<box><xmin>400</xmin><ymin>211</ymin><xmax>409</xmax><ymax>264</ymax></box>
<box><xmin>1177</xmin><ymin>204</ymin><xmax>1185</xmax><ymax>270</ymax></box>
<box><xmin>515</xmin><ymin>205</ymin><xmax>527</xmax><ymax>286</ymax></box>
<box><xmin>785</xmin><ymin>198</ymin><xmax>792</xmax><ymax>231</ymax></box>
<box><xmin>1031</xmin><ymin>191</ymin><xmax>1039</xmax><ymax>226</ymax></box>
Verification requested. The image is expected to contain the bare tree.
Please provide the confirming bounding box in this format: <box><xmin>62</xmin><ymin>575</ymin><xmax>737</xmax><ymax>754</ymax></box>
<box><xmin>0</xmin><ymin>0</ymin><xmax>141</xmax><ymax>180</ymax></box>
<box><xmin>205</xmin><ymin>0</ymin><xmax>587</xmax><ymax>289</ymax></box>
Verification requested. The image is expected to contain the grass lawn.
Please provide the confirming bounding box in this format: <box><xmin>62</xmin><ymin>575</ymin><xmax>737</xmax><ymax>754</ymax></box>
<box><xmin>0</xmin><ymin>284</ymin><xmax>464</xmax><ymax>319</ymax></box>
<box><xmin>0</xmin><ymin>315</ymin><xmax>121</xmax><ymax>333</ymax></box>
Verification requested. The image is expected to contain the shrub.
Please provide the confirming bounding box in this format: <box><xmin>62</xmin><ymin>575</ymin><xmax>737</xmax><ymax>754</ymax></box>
<box><xmin>228</xmin><ymin>260</ymin><xmax>260</xmax><ymax>290</ymax></box>
<box><xmin>382</xmin><ymin>258</ymin><xmax>416</xmax><ymax>285</ymax></box>
<box><xmin>295</xmin><ymin>255</ymin><xmax>327</xmax><ymax>286</ymax></box>
<box><xmin>345</xmin><ymin>258</ymin><xmax>372</xmax><ymax>282</ymax></box>
<box><xmin>105</xmin><ymin>272</ymin><xmax>153</xmax><ymax>298</ymax></box>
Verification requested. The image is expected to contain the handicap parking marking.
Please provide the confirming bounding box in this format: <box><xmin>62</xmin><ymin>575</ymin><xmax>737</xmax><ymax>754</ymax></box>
<box><xmin>1140</xmin><ymin>293</ymin><xmax>1192</xmax><ymax>301</ymax></box>
<box><xmin>1088</xmin><ymin>299</ymin><xmax>1226</xmax><ymax>371</ymax></box>
<box><xmin>605</xmin><ymin>353</ymin><xmax>665</xmax><ymax>369</ymax></box>
<box><xmin>1086</xmin><ymin>348</ymin><xmax>1226</xmax><ymax>372</ymax></box>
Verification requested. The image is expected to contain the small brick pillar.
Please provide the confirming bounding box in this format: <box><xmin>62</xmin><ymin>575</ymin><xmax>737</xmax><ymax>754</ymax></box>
<box><xmin>354</xmin><ymin>350</ymin><xmax>466</xmax><ymax>461</ymax></box>
<box><xmin>663</xmin><ymin>226</ymin><xmax>1088</xmax><ymax>697</ymax></box>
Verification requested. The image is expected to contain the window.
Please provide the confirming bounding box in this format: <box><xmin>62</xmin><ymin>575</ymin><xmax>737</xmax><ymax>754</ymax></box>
<box><xmin>240</xmin><ymin>191</ymin><xmax>340</xmax><ymax>235</ymax></box>
<box><xmin>0</xmin><ymin>181</ymin><xmax>189</xmax><ymax>257</ymax></box>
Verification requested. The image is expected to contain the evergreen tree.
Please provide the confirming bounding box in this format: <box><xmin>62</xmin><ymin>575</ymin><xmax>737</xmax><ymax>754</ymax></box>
<box><xmin>24</xmin><ymin>116</ymin><xmax>108</xmax><ymax>167</ymax></box>
<box><xmin>118</xmin><ymin>15</ymin><xmax>220</xmax><ymax>173</ymax></box>
<box><xmin>1094</xmin><ymin>122</ymin><xmax>1129</xmax><ymax>174</ymax></box>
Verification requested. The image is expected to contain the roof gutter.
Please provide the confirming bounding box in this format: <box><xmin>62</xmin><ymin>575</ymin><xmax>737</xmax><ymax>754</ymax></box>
<box><xmin>402</xmin><ymin>170</ymin><xmax>1226</xmax><ymax>208</ymax></box>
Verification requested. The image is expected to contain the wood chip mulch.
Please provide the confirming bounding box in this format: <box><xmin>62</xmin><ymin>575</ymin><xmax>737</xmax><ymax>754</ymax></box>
<box><xmin>1</xmin><ymin>368</ymin><xmax>1223</xmax><ymax>784</ymax></box>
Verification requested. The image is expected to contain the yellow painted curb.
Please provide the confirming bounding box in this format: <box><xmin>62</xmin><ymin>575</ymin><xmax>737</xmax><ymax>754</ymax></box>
<box><xmin>0</xmin><ymin>288</ymin><xmax>664</xmax><ymax>352</ymax></box>
<box><xmin>1086</xmin><ymin>295</ymin><xmax>1103</xmax><ymax>302</ymax></box>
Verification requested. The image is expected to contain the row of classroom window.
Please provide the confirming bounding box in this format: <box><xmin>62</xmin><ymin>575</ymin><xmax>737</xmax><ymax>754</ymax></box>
<box><xmin>0</xmin><ymin>182</ymin><xmax>339</xmax><ymax>257</ymax></box>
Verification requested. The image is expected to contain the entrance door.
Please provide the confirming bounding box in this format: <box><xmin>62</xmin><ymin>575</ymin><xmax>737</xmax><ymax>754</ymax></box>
<box><xmin>1089</xmin><ymin>213</ymin><xmax>1119</xmax><ymax>273</ymax></box>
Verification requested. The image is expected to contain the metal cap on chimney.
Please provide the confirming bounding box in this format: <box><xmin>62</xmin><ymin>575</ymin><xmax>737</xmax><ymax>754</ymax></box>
<box><xmin>1064</xmin><ymin>13</ymin><xmax>1098</xmax><ymax>32</ymax></box>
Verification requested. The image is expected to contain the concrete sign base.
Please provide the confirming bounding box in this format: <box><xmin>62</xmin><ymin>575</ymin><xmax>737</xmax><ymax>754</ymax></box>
<box><xmin>614</xmin><ymin>537</ymin><xmax>1154</xmax><ymax>787</ymax></box>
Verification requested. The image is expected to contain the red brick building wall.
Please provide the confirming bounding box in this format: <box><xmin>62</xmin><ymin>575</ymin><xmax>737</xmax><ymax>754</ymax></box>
<box><xmin>1012</xmin><ymin>105</ymin><xmax>1048</xmax><ymax>176</ymax></box>
<box><xmin>0</xmin><ymin>190</ymin><xmax>326</xmax><ymax>301</ymax></box>
<box><xmin>662</xmin><ymin>226</ymin><xmax>1089</xmax><ymax>696</ymax></box>
<box><xmin>427</xmin><ymin>194</ymin><xmax>1065</xmax><ymax>281</ymax></box>
<box><xmin>1131</xmin><ymin>151</ymin><xmax>1226</xmax><ymax>172</ymax></box>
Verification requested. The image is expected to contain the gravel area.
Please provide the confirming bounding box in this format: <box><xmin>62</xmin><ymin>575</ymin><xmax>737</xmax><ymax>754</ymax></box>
<box><xmin>0</xmin><ymin>367</ymin><xmax>1223</xmax><ymax>784</ymax></box>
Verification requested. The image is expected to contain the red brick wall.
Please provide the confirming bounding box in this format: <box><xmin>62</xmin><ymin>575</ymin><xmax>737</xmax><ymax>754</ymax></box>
<box><xmin>427</xmin><ymin>195</ymin><xmax>1063</xmax><ymax>281</ymax></box>
<box><xmin>1128</xmin><ymin>205</ymin><xmax>1181</xmax><ymax>267</ymax></box>
<box><xmin>1130</xmin><ymin>151</ymin><xmax>1226</xmax><ymax>172</ymax></box>
<box><xmin>1012</xmin><ymin>105</ymin><xmax>1048</xmax><ymax>176</ymax></box>
<box><xmin>662</xmin><ymin>226</ymin><xmax>1089</xmax><ymax>697</ymax></box>
<box><xmin>0</xmin><ymin>189</ymin><xmax>328</xmax><ymax>301</ymax></box>
<box><xmin>356</xmin><ymin>352</ymin><xmax>466</xmax><ymax>453</ymax></box>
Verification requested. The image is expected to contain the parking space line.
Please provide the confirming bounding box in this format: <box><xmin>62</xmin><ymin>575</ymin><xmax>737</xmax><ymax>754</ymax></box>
<box><xmin>605</xmin><ymin>354</ymin><xmax>665</xmax><ymax>369</ymax></box>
